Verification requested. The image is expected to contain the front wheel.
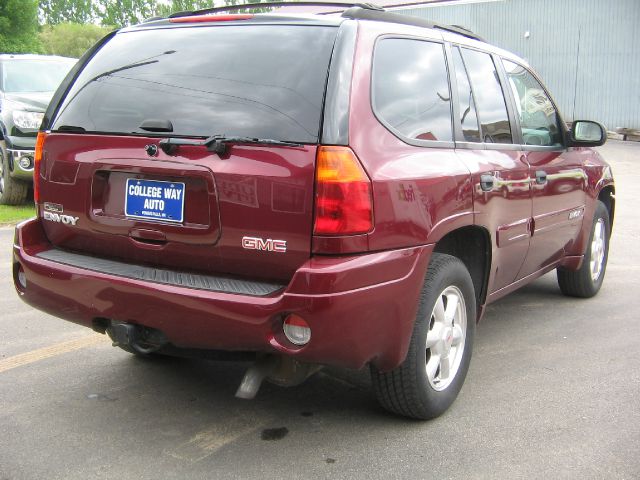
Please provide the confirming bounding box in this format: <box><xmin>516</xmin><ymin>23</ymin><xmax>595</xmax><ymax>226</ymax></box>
<box><xmin>371</xmin><ymin>253</ymin><xmax>476</xmax><ymax>420</ymax></box>
<box><xmin>557</xmin><ymin>200</ymin><xmax>610</xmax><ymax>298</ymax></box>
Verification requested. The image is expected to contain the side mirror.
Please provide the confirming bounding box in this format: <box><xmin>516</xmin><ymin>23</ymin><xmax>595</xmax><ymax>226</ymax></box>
<box><xmin>569</xmin><ymin>120</ymin><xmax>606</xmax><ymax>147</ymax></box>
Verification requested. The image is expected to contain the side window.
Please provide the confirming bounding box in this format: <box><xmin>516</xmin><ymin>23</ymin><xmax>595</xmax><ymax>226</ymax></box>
<box><xmin>452</xmin><ymin>47</ymin><xmax>481</xmax><ymax>142</ymax></box>
<box><xmin>503</xmin><ymin>60</ymin><xmax>563</xmax><ymax>147</ymax></box>
<box><xmin>373</xmin><ymin>38</ymin><xmax>452</xmax><ymax>143</ymax></box>
<box><xmin>461</xmin><ymin>48</ymin><xmax>512</xmax><ymax>144</ymax></box>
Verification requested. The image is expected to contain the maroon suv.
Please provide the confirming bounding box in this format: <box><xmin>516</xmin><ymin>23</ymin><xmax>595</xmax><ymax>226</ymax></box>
<box><xmin>12</xmin><ymin>3</ymin><xmax>614</xmax><ymax>419</ymax></box>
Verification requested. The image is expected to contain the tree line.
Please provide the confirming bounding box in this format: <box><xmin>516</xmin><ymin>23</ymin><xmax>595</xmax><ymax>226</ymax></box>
<box><xmin>39</xmin><ymin>0</ymin><xmax>218</xmax><ymax>27</ymax></box>
<box><xmin>0</xmin><ymin>0</ymin><xmax>267</xmax><ymax>57</ymax></box>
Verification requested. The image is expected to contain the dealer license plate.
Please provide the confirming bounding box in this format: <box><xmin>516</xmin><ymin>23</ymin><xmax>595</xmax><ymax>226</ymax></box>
<box><xmin>125</xmin><ymin>179</ymin><xmax>185</xmax><ymax>223</ymax></box>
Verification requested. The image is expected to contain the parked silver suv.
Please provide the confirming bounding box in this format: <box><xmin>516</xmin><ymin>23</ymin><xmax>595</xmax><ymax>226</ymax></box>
<box><xmin>0</xmin><ymin>54</ymin><xmax>76</xmax><ymax>204</ymax></box>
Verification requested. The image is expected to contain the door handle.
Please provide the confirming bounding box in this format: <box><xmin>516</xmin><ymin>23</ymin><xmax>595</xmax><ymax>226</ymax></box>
<box><xmin>535</xmin><ymin>170</ymin><xmax>547</xmax><ymax>184</ymax></box>
<box><xmin>480</xmin><ymin>174</ymin><xmax>495</xmax><ymax>192</ymax></box>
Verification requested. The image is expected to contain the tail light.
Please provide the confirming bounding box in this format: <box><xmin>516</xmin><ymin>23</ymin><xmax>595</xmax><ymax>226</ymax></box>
<box><xmin>313</xmin><ymin>146</ymin><xmax>373</xmax><ymax>236</ymax></box>
<box><xmin>33</xmin><ymin>132</ymin><xmax>47</xmax><ymax>204</ymax></box>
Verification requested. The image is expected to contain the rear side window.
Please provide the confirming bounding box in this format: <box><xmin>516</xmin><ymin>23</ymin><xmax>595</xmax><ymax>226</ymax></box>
<box><xmin>372</xmin><ymin>38</ymin><xmax>452</xmax><ymax>143</ymax></box>
<box><xmin>461</xmin><ymin>48</ymin><xmax>512</xmax><ymax>144</ymax></box>
<box><xmin>51</xmin><ymin>25</ymin><xmax>338</xmax><ymax>143</ymax></box>
<box><xmin>451</xmin><ymin>47</ymin><xmax>481</xmax><ymax>142</ymax></box>
<box><xmin>503</xmin><ymin>59</ymin><xmax>562</xmax><ymax>147</ymax></box>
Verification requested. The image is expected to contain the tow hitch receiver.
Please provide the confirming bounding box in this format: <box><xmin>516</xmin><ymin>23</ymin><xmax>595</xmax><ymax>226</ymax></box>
<box><xmin>108</xmin><ymin>323</ymin><xmax>139</xmax><ymax>348</ymax></box>
<box><xmin>106</xmin><ymin>321</ymin><xmax>168</xmax><ymax>355</ymax></box>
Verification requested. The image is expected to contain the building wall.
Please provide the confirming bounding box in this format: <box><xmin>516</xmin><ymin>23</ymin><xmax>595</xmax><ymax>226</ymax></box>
<box><xmin>399</xmin><ymin>0</ymin><xmax>640</xmax><ymax>129</ymax></box>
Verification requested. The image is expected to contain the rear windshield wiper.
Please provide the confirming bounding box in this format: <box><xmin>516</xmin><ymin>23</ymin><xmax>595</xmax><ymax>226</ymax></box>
<box><xmin>158</xmin><ymin>135</ymin><xmax>304</xmax><ymax>156</ymax></box>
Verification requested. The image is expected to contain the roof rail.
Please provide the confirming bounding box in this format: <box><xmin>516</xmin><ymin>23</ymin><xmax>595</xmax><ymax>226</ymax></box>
<box><xmin>165</xmin><ymin>1</ymin><xmax>483</xmax><ymax>43</ymax></box>
<box><xmin>340</xmin><ymin>7</ymin><xmax>484</xmax><ymax>41</ymax></box>
<box><xmin>168</xmin><ymin>1</ymin><xmax>383</xmax><ymax>18</ymax></box>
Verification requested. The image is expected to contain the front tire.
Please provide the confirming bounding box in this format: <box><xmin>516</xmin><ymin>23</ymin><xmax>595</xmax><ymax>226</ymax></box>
<box><xmin>371</xmin><ymin>253</ymin><xmax>476</xmax><ymax>420</ymax></box>
<box><xmin>0</xmin><ymin>140</ymin><xmax>29</xmax><ymax>205</ymax></box>
<box><xmin>557</xmin><ymin>200</ymin><xmax>610</xmax><ymax>298</ymax></box>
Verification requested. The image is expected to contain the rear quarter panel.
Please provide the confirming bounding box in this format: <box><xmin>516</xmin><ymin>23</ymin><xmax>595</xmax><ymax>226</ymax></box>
<box><xmin>345</xmin><ymin>22</ymin><xmax>474</xmax><ymax>253</ymax></box>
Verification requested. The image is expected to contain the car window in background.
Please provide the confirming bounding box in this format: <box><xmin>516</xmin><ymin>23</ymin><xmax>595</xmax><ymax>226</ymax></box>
<box><xmin>461</xmin><ymin>48</ymin><xmax>512</xmax><ymax>144</ymax></box>
<box><xmin>51</xmin><ymin>25</ymin><xmax>338</xmax><ymax>143</ymax></box>
<box><xmin>373</xmin><ymin>38</ymin><xmax>452</xmax><ymax>142</ymax></box>
<box><xmin>452</xmin><ymin>46</ymin><xmax>481</xmax><ymax>142</ymax></box>
<box><xmin>2</xmin><ymin>60</ymin><xmax>76</xmax><ymax>93</ymax></box>
<box><xmin>503</xmin><ymin>59</ymin><xmax>562</xmax><ymax>147</ymax></box>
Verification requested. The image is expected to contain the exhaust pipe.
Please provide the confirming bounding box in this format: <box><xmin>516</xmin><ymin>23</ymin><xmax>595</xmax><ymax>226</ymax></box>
<box><xmin>235</xmin><ymin>355</ymin><xmax>322</xmax><ymax>400</ymax></box>
<box><xmin>235</xmin><ymin>356</ymin><xmax>279</xmax><ymax>400</ymax></box>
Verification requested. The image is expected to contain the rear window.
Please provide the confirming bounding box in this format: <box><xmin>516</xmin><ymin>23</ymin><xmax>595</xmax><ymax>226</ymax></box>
<box><xmin>51</xmin><ymin>25</ymin><xmax>338</xmax><ymax>143</ymax></box>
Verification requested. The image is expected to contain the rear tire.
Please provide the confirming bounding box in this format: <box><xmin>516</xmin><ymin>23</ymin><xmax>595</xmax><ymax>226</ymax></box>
<box><xmin>0</xmin><ymin>140</ymin><xmax>29</xmax><ymax>205</ymax></box>
<box><xmin>371</xmin><ymin>253</ymin><xmax>476</xmax><ymax>420</ymax></box>
<box><xmin>557</xmin><ymin>200</ymin><xmax>610</xmax><ymax>298</ymax></box>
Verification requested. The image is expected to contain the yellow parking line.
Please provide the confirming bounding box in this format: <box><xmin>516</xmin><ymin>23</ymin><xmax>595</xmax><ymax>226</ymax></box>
<box><xmin>165</xmin><ymin>413</ymin><xmax>270</xmax><ymax>462</ymax></box>
<box><xmin>0</xmin><ymin>334</ymin><xmax>106</xmax><ymax>374</ymax></box>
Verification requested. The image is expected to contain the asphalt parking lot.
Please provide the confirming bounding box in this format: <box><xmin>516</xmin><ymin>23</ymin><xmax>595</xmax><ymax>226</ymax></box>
<box><xmin>1</xmin><ymin>140</ymin><xmax>639</xmax><ymax>480</ymax></box>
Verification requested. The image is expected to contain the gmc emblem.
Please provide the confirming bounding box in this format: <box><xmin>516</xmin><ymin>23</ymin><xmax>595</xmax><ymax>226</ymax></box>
<box><xmin>242</xmin><ymin>236</ymin><xmax>287</xmax><ymax>253</ymax></box>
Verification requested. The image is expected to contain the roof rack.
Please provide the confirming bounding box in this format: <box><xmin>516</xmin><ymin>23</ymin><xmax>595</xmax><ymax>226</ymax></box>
<box><xmin>340</xmin><ymin>7</ymin><xmax>484</xmax><ymax>41</ymax></box>
<box><xmin>169</xmin><ymin>1</ymin><xmax>383</xmax><ymax>18</ymax></box>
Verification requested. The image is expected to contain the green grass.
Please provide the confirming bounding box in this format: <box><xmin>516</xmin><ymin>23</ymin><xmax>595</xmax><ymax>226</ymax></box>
<box><xmin>0</xmin><ymin>204</ymin><xmax>36</xmax><ymax>225</ymax></box>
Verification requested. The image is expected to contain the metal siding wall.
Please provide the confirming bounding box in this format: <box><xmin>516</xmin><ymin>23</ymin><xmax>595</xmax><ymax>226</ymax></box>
<box><xmin>400</xmin><ymin>0</ymin><xmax>640</xmax><ymax>129</ymax></box>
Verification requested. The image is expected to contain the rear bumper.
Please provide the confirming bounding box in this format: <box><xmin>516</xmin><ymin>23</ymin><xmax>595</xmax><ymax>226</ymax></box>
<box><xmin>13</xmin><ymin>218</ymin><xmax>433</xmax><ymax>371</ymax></box>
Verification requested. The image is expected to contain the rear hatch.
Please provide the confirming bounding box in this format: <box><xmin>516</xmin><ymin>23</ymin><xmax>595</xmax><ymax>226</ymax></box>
<box><xmin>39</xmin><ymin>22</ymin><xmax>339</xmax><ymax>282</ymax></box>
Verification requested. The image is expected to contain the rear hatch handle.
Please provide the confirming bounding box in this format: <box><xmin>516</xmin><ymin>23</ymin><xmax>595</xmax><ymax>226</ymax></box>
<box><xmin>158</xmin><ymin>135</ymin><xmax>304</xmax><ymax>156</ymax></box>
<box><xmin>129</xmin><ymin>228</ymin><xmax>168</xmax><ymax>249</ymax></box>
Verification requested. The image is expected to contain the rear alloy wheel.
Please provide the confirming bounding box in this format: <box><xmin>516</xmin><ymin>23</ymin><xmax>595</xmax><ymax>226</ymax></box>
<box><xmin>426</xmin><ymin>285</ymin><xmax>467</xmax><ymax>392</ymax></box>
<box><xmin>557</xmin><ymin>200</ymin><xmax>610</xmax><ymax>298</ymax></box>
<box><xmin>0</xmin><ymin>141</ymin><xmax>29</xmax><ymax>205</ymax></box>
<box><xmin>371</xmin><ymin>253</ymin><xmax>476</xmax><ymax>420</ymax></box>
